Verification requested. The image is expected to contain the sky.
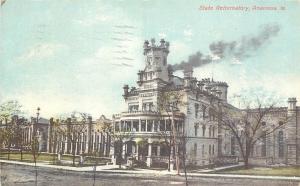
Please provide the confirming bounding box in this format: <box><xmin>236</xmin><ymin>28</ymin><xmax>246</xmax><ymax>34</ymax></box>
<box><xmin>0</xmin><ymin>0</ymin><xmax>299</xmax><ymax>118</ymax></box>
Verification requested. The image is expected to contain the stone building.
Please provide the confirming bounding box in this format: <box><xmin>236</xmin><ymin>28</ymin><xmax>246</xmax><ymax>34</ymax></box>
<box><xmin>111</xmin><ymin>38</ymin><xmax>300</xmax><ymax>168</ymax></box>
<box><xmin>111</xmin><ymin>38</ymin><xmax>237</xmax><ymax>167</ymax></box>
<box><xmin>47</xmin><ymin>115</ymin><xmax>112</xmax><ymax>157</ymax></box>
<box><xmin>0</xmin><ymin>116</ymin><xmax>49</xmax><ymax>152</ymax></box>
<box><xmin>246</xmin><ymin>98</ymin><xmax>300</xmax><ymax>165</ymax></box>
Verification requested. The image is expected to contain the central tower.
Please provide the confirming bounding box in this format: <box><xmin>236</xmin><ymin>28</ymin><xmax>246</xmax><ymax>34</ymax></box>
<box><xmin>141</xmin><ymin>38</ymin><xmax>170</xmax><ymax>83</ymax></box>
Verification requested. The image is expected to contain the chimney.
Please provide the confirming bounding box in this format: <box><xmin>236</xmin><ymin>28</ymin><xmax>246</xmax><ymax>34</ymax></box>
<box><xmin>288</xmin><ymin>97</ymin><xmax>297</xmax><ymax>110</ymax></box>
<box><xmin>183</xmin><ymin>65</ymin><xmax>193</xmax><ymax>79</ymax></box>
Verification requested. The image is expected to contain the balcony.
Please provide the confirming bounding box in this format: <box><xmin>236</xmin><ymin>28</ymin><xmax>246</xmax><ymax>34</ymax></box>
<box><xmin>121</xmin><ymin>111</ymin><xmax>160</xmax><ymax>117</ymax></box>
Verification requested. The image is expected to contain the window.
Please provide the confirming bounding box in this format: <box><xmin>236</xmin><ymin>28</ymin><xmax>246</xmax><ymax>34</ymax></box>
<box><xmin>163</xmin><ymin>57</ymin><xmax>167</xmax><ymax>66</ymax></box>
<box><xmin>194</xmin><ymin>124</ymin><xmax>198</xmax><ymax>136</ymax></box>
<box><xmin>212</xmin><ymin>126</ymin><xmax>215</xmax><ymax>137</ymax></box>
<box><xmin>195</xmin><ymin>103</ymin><xmax>199</xmax><ymax>118</ymax></box>
<box><xmin>209</xmin><ymin>145</ymin><xmax>211</xmax><ymax>155</ymax></box>
<box><xmin>209</xmin><ymin>126</ymin><xmax>212</xmax><ymax>137</ymax></box>
<box><xmin>209</xmin><ymin>108</ymin><xmax>214</xmax><ymax>121</ymax></box>
<box><xmin>212</xmin><ymin>145</ymin><xmax>215</xmax><ymax>155</ymax></box>
<box><xmin>202</xmin><ymin>125</ymin><xmax>206</xmax><ymax>137</ymax></box>
<box><xmin>154</xmin><ymin>120</ymin><xmax>158</xmax><ymax>132</ymax></box>
<box><xmin>278</xmin><ymin>131</ymin><xmax>284</xmax><ymax>158</ymax></box>
<box><xmin>202</xmin><ymin>105</ymin><xmax>206</xmax><ymax>119</ymax></box>
<box><xmin>121</xmin><ymin>121</ymin><xmax>125</xmax><ymax>131</ymax></box>
<box><xmin>261</xmin><ymin>131</ymin><xmax>266</xmax><ymax>157</ymax></box>
<box><xmin>231</xmin><ymin>136</ymin><xmax>235</xmax><ymax>155</ymax></box>
<box><xmin>166</xmin><ymin>120</ymin><xmax>171</xmax><ymax>131</ymax></box>
<box><xmin>129</xmin><ymin>105</ymin><xmax>139</xmax><ymax>112</ymax></box>
<box><xmin>125</xmin><ymin>121</ymin><xmax>131</xmax><ymax>131</ymax></box>
<box><xmin>147</xmin><ymin>120</ymin><xmax>153</xmax><ymax>132</ymax></box>
<box><xmin>142</xmin><ymin>102</ymin><xmax>154</xmax><ymax>111</ymax></box>
<box><xmin>194</xmin><ymin>143</ymin><xmax>197</xmax><ymax>156</ymax></box>
<box><xmin>115</xmin><ymin>122</ymin><xmax>120</xmax><ymax>132</ymax></box>
<box><xmin>147</xmin><ymin>57</ymin><xmax>152</xmax><ymax>65</ymax></box>
<box><xmin>133</xmin><ymin>120</ymin><xmax>139</xmax><ymax>132</ymax></box>
<box><xmin>160</xmin><ymin>120</ymin><xmax>165</xmax><ymax>131</ymax></box>
<box><xmin>141</xmin><ymin>120</ymin><xmax>146</xmax><ymax>131</ymax></box>
<box><xmin>202</xmin><ymin>144</ymin><xmax>205</xmax><ymax>155</ymax></box>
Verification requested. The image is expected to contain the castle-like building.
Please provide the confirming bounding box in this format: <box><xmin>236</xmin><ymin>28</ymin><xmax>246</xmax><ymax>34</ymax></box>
<box><xmin>111</xmin><ymin>38</ymin><xmax>300</xmax><ymax>167</ymax></box>
<box><xmin>1</xmin><ymin>39</ymin><xmax>299</xmax><ymax>168</ymax></box>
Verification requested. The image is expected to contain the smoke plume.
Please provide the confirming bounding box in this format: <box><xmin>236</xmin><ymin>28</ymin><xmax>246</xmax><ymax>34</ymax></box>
<box><xmin>171</xmin><ymin>24</ymin><xmax>280</xmax><ymax>71</ymax></box>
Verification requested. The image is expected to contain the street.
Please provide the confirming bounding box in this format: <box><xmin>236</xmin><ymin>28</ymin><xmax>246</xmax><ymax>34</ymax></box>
<box><xmin>0</xmin><ymin>163</ymin><xmax>299</xmax><ymax>186</ymax></box>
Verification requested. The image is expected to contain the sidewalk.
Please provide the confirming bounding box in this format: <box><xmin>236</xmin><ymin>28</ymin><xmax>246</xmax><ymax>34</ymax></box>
<box><xmin>1</xmin><ymin>159</ymin><xmax>300</xmax><ymax>182</ymax></box>
<box><xmin>191</xmin><ymin>162</ymin><xmax>244</xmax><ymax>173</ymax></box>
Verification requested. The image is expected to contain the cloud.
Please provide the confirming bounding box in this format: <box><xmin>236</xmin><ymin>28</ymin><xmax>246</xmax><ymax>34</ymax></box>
<box><xmin>183</xmin><ymin>29</ymin><xmax>193</xmax><ymax>38</ymax></box>
<box><xmin>168</xmin><ymin>41</ymin><xmax>193</xmax><ymax>67</ymax></box>
<box><xmin>158</xmin><ymin>32</ymin><xmax>167</xmax><ymax>38</ymax></box>
<box><xmin>230</xmin><ymin>58</ymin><xmax>243</xmax><ymax>65</ymax></box>
<box><xmin>17</xmin><ymin>43</ymin><xmax>67</xmax><ymax>63</ymax></box>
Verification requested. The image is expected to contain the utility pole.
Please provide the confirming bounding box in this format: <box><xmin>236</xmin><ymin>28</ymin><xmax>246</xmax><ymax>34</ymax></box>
<box><xmin>171</xmin><ymin>107</ymin><xmax>180</xmax><ymax>175</ymax></box>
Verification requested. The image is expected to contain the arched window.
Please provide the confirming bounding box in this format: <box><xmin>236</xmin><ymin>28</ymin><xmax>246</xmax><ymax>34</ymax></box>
<box><xmin>194</xmin><ymin>143</ymin><xmax>197</xmax><ymax>156</ymax></box>
<box><xmin>194</xmin><ymin>123</ymin><xmax>198</xmax><ymax>136</ymax></box>
<box><xmin>202</xmin><ymin>105</ymin><xmax>206</xmax><ymax>119</ymax></box>
<box><xmin>202</xmin><ymin>125</ymin><xmax>206</xmax><ymax>137</ymax></box>
<box><xmin>231</xmin><ymin>136</ymin><xmax>235</xmax><ymax>155</ymax></box>
<box><xmin>261</xmin><ymin>131</ymin><xmax>267</xmax><ymax>157</ymax></box>
<box><xmin>278</xmin><ymin>131</ymin><xmax>284</xmax><ymax>158</ymax></box>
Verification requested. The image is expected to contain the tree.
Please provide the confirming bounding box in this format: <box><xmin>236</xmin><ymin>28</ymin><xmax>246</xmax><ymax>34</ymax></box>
<box><xmin>111</xmin><ymin>130</ymin><xmax>133</xmax><ymax>169</ymax></box>
<box><xmin>55</xmin><ymin>112</ymin><xmax>88</xmax><ymax>166</ymax></box>
<box><xmin>157</xmin><ymin>90</ymin><xmax>185</xmax><ymax>175</ymax></box>
<box><xmin>2</xmin><ymin>125</ymin><xmax>15</xmax><ymax>160</ymax></box>
<box><xmin>209</xmin><ymin>96</ymin><xmax>288</xmax><ymax>168</ymax></box>
<box><xmin>30</xmin><ymin>136</ymin><xmax>40</xmax><ymax>186</ymax></box>
<box><xmin>0</xmin><ymin>101</ymin><xmax>24</xmax><ymax>159</ymax></box>
<box><xmin>0</xmin><ymin>100</ymin><xmax>23</xmax><ymax>125</ymax></box>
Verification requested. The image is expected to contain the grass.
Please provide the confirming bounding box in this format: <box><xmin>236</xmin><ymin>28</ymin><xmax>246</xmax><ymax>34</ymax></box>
<box><xmin>0</xmin><ymin>152</ymin><xmax>56</xmax><ymax>162</ymax></box>
<box><xmin>216</xmin><ymin>166</ymin><xmax>300</xmax><ymax>177</ymax></box>
<box><xmin>0</xmin><ymin>151</ymin><xmax>111</xmax><ymax>167</ymax></box>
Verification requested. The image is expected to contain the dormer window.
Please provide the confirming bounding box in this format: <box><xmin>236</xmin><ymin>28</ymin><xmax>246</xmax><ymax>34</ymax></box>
<box><xmin>147</xmin><ymin>57</ymin><xmax>152</xmax><ymax>65</ymax></box>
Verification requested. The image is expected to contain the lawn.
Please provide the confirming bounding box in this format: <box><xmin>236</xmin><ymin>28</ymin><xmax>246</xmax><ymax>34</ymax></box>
<box><xmin>0</xmin><ymin>152</ymin><xmax>56</xmax><ymax>162</ymax></box>
<box><xmin>0</xmin><ymin>152</ymin><xmax>111</xmax><ymax>167</ymax></box>
<box><xmin>217</xmin><ymin>166</ymin><xmax>300</xmax><ymax>177</ymax></box>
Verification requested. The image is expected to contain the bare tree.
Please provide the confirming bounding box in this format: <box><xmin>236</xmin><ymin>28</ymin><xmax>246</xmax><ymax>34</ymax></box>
<box><xmin>92</xmin><ymin>117</ymin><xmax>112</xmax><ymax>186</ymax></box>
<box><xmin>2</xmin><ymin>125</ymin><xmax>15</xmax><ymax>160</ymax></box>
<box><xmin>111</xmin><ymin>129</ymin><xmax>134</xmax><ymax>169</ymax></box>
<box><xmin>209</xmin><ymin>96</ymin><xmax>288</xmax><ymax>168</ymax></box>
<box><xmin>157</xmin><ymin>129</ymin><xmax>173</xmax><ymax>171</ymax></box>
<box><xmin>55</xmin><ymin>112</ymin><xmax>87</xmax><ymax>166</ymax></box>
<box><xmin>157</xmin><ymin>90</ymin><xmax>185</xmax><ymax>175</ymax></box>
